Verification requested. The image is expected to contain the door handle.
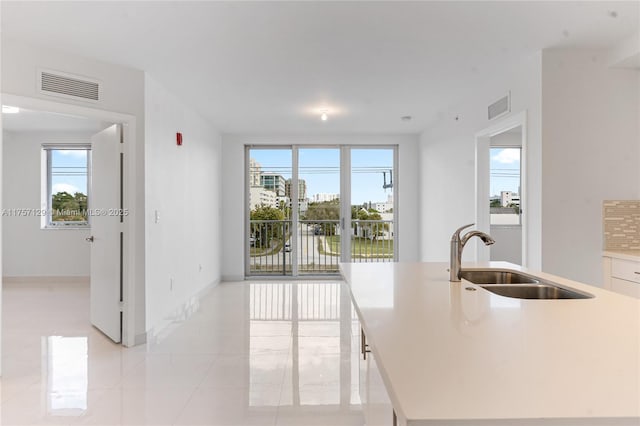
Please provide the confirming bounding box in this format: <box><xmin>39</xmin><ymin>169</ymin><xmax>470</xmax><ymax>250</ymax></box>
<box><xmin>86</xmin><ymin>236</ymin><xmax>94</xmax><ymax>243</ymax></box>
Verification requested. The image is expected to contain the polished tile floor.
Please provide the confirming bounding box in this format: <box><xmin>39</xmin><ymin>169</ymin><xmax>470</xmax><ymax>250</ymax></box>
<box><xmin>1</xmin><ymin>280</ymin><xmax>364</xmax><ymax>425</ymax></box>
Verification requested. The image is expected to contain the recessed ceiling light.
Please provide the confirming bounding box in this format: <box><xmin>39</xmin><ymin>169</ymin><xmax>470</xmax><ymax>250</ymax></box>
<box><xmin>401</xmin><ymin>116</ymin><xmax>412</xmax><ymax>121</ymax></box>
<box><xmin>2</xmin><ymin>105</ymin><xmax>20</xmax><ymax>114</ymax></box>
<box><xmin>320</xmin><ymin>109</ymin><xmax>329</xmax><ymax>121</ymax></box>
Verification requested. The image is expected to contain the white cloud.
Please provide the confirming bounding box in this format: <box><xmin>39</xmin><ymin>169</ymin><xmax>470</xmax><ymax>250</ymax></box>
<box><xmin>491</xmin><ymin>148</ymin><xmax>520</xmax><ymax>164</ymax></box>
<box><xmin>57</xmin><ymin>150</ymin><xmax>87</xmax><ymax>159</ymax></box>
<box><xmin>52</xmin><ymin>183</ymin><xmax>80</xmax><ymax>194</ymax></box>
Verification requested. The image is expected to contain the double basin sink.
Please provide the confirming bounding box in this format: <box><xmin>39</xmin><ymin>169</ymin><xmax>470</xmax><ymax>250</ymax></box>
<box><xmin>459</xmin><ymin>269</ymin><xmax>594</xmax><ymax>300</ymax></box>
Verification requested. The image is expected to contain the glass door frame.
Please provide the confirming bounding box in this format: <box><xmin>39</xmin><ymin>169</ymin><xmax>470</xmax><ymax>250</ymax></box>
<box><xmin>245</xmin><ymin>144</ymin><xmax>398</xmax><ymax>277</ymax></box>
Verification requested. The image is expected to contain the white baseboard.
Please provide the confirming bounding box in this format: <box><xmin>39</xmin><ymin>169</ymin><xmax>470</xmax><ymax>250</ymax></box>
<box><xmin>3</xmin><ymin>276</ymin><xmax>90</xmax><ymax>285</ymax></box>
<box><xmin>133</xmin><ymin>332</ymin><xmax>147</xmax><ymax>346</ymax></box>
<box><xmin>145</xmin><ymin>279</ymin><xmax>221</xmax><ymax>346</ymax></box>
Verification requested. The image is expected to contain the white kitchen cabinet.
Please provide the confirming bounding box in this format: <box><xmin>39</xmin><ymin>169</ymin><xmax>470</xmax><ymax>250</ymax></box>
<box><xmin>603</xmin><ymin>253</ymin><xmax>640</xmax><ymax>299</ymax></box>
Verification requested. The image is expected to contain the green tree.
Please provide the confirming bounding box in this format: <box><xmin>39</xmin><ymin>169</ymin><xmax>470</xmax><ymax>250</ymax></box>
<box><xmin>250</xmin><ymin>205</ymin><xmax>284</xmax><ymax>221</ymax></box>
<box><xmin>490</xmin><ymin>199</ymin><xmax>501</xmax><ymax>208</ymax></box>
<box><xmin>351</xmin><ymin>207</ymin><xmax>387</xmax><ymax>239</ymax></box>
<box><xmin>52</xmin><ymin>191</ymin><xmax>87</xmax><ymax>221</ymax></box>
<box><xmin>303</xmin><ymin>200</ymin><xmax>340</xmax><ymax>235</ymax></box>
<box><xmin>250</xmin><ymin>205</ymin><xmax>285</xmax><ymax>247</ymax></box>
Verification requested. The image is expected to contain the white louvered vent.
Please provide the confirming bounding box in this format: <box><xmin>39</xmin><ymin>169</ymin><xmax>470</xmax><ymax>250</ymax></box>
<box><xmin>488</xmin><ymin>92</ymin><xmax>510</xmax><ymax>120</ymax></box>
<box><xmin>39</xmin><ymin>70</ymin><xmax>101</xmax><ymax>102</ymax></box>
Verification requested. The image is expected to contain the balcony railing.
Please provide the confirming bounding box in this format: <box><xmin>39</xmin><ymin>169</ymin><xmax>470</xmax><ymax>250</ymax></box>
<box><xmin>349</xmin><ymin>220</ymin><xmax>394</xmax><ymax>262</ymax></box>
<box><xmin>248</xmin><ymin>219</ymin><xmax>394</xmax><ymax>276</ymax></box>
<box><xmin>249</xmin><ymin>220</ymin><xmax>293</xmax><ymax>275</ymax></box>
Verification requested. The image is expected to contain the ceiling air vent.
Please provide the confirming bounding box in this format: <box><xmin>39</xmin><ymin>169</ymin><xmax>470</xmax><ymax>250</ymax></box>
<box><xmin>488</xmin><ymin>92</ymin><xmax>510</xmax><ymax>120</ymax></box>
<box><xmin>38</xmin><ymin>69</ymin><xmax>101</xmax><ymax>102</ymax></box>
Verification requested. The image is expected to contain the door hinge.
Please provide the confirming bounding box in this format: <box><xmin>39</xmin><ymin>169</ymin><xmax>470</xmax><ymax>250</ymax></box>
<box><xmin>118</xmin><ymin>301</ymin><xmax>124</xmax><ymax>312</ymax></box>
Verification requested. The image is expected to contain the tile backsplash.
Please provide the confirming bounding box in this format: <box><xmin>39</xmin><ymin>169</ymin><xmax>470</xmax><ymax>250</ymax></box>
<box><xmin>603</xmin><ymin>200</ymin><xmax>640</xmax><ymax>250</ymax></box>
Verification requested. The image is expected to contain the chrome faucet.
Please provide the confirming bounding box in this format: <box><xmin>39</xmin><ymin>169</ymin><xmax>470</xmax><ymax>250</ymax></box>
<box><xmin>450</xmin><ymin>224</ymin><xmax>495</xmax><ymax>282</ymax></box>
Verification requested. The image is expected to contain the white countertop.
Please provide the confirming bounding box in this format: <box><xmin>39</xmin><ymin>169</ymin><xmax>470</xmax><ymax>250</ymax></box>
<box><xmin>341</xmin><ymin>261</ymin><xmax>640</xmax><ymax>425</ymax></box>
<box><xmin>603</xmin><ymin>250</ymin><xmax>640</xmax><ymax>262</ymax></box>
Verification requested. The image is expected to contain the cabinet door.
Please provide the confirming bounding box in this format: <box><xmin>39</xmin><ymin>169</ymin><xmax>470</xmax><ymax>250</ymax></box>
<box><xmin>611</xmin><ymin>277</ymin><xmax>640</xmax><ymax>299</ymax></box>
<box><xmin>611</xmin><ymin>259</ymin><xmax>640</xmax><ymax>284</ymax></box>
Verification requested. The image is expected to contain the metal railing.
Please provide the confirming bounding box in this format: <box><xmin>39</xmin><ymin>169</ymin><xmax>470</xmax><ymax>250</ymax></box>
<box><xmin>249</xmin><ymin>220</ymin><xmax>293</xmax><ymax>275</ymax></box>
<box><xmin>248</xmin><ymin>219</ymin><xmax>394</xmax><ymax>275</ymax></box>
<box><xmin>349</xmin><ymin>220</ymin><xmax>394</xmax><ymax>262</ymax></box>
<box><xmin>298</xmin><ymin>220</ymin><xmax>341</xmax><ymax>274</ymax></box>
<box><xmin>249</xmin><ymin>282</ymin><xmax>343</xmax><ymax>321</ymax></box>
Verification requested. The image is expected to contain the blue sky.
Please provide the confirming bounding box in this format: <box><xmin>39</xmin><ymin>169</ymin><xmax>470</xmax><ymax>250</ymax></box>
<box><xmin>490</xmin><ymin>147</ymin><xmax>521</xmax><ymax>196</ymax></box>
<box><xmin>51</xmin><ymin>149</ymin><xmax>88</xmax><ymax>195</ymax></box>
<box><xmin>53</xmin><ymin>147</ymin><xmax>515</xmax><ymax>202</ymax></box>
<box><xmin>250</xmin><ymin>147</ymin><xmax>519</xmax><ymax>203</ymax></box>
<box><xmin>250</xmin><ymin>148</ymin><xmax>394</xmax><ymax>205</ymax></box>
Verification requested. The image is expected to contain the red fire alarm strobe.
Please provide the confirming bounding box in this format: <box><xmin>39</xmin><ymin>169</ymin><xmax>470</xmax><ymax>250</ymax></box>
<box><xmin>176</xmin><ymin>132</ymin><xmax>183</xmax><ymax>146</ymax></box>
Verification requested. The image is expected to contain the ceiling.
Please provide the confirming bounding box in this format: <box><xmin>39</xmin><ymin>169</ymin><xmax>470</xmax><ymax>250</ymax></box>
<box><xmin>1</xmin><ymin>1</ymin><xmax>638</xmax><ymax>134</ymax></box>
<box><xmin>2</xmin><ymin>108</ymin><xmax>112</xmax><ymax>133</ymax></box>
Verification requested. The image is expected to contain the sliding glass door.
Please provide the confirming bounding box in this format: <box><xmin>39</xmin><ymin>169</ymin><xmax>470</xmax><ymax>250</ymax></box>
<box><xmin>246</xmin><ymin>146</ymin><xmax>396</xmax><ymax>277</ymax></box>
<box><xmin>297</xmin><ymin>148</ymin><xmax>341</xmax><ymax>274</ymax></box>
<box><xmin>350</xmin><ymin>148</ymin><xmax>395</xmax><ymax>262</ymax></box>
<box><xmin>247</xmin><ymin>148</ymin><xmax>293</xmax><ymax>275</ymax></box>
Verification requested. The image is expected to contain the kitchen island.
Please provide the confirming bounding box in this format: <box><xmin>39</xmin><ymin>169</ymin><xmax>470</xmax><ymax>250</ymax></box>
<box><xmin>340</xmin><ymin>261</ymin><xmax>639</xmax><ymax>426</ymax></box>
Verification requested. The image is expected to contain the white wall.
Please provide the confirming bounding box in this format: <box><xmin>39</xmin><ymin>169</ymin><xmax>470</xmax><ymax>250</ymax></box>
<box><xmin>2</xmin><ymin>130</ymin><xmax>92</xmax><ymax>277</ymax></box>
<box><xmin>2</xmin><ymin>38</ymin><xmax>147</xmax><ymax>342</ymax></box>
<box><xmin>144</xmin><ymin>75</ymin><xmax>222</xmax><ymax>335</ymax></box>
<box><xmin>419</xmin><ymin>52</ymin><xmax>542</xmax><ymax>266</ymax></box>
<box><xmin>489</xmin><ymin>227</ymin><xmax>522</xmax><ymax>264</ymax></box>
<box><xmin>221</xmin><ymin>134</ymin><xmax>419</xmax><ymax>280</ymax></box>
<box><xmin>541</xmin><ymin>49</ymin><xmax>640</xmax><ymax>286</ymax></box>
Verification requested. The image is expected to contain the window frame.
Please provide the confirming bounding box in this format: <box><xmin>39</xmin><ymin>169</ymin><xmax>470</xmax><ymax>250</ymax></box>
<box><xmin>42</xmin><ymin>144</ymin><xmax>92</xmax><ymax>229</ymax></box>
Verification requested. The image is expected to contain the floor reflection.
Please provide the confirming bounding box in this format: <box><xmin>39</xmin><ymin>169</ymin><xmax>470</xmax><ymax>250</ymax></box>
<box><xmin>249</xmin><ymin>282</ymin><xmax>360</xmax><ymax>409</ymax></box>
<box><xmin>43</xmin><ymin>336</ymin><xmax>88</xmax><ymax>416</ymax></box>
<box><xmin>1</xmin><ymin>280</ymin><xmax>363</xmax><ymax>425</ymax></box>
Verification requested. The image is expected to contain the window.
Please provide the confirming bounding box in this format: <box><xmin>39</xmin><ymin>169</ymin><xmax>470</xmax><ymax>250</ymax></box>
<box><xmin>42</xmin><ymin>145</ymin><xmax>91</xmax><ymax>228</ymax></box>
<box><xmin>489</xmin><ymin>146</ymin><xmax>521</xmax><ymax>226</ymax></box>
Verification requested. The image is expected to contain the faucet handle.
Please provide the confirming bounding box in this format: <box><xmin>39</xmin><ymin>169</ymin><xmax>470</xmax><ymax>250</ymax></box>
<box><xmin>452</xmin><ymin>223</ymin><xmax>475</xmax><ymax>239</ymax></box>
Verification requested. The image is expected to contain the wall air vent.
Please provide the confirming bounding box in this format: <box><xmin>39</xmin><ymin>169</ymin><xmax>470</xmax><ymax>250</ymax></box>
<box><xmin>488</xmin><ymin>92</ymin><xmax>510</xmax><ymax>120</ymax></box>
<box><xmin>38</xmin><ymin>69</ymin><xmax>101</xmax><ymax>102</ymax></box>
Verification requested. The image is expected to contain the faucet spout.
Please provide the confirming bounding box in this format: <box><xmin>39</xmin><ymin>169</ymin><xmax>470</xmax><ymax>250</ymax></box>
<box><xmin>450</xmin><ymin>224</ymin><xmax>495</xmax><ymax>282</ymax></box>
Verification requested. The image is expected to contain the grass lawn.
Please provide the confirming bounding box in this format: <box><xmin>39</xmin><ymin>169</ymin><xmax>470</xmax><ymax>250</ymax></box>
<box><xmin>325</xmin><ymin>235</ymin><xmax>393</xmax><ymax>257</ymax></box>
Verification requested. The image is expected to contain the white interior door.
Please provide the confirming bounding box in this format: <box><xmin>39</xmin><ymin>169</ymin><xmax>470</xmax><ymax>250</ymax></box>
<box><xmin>89</xmin><ymin>124</ymin><xmax>122</xmax><ymax>343</ymax></box>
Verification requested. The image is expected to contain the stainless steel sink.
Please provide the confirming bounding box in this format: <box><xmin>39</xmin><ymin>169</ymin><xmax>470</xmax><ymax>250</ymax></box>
<box><xmin>460</xmin><ymin>269</ymin><xmax>594</xmax><ymax>300</ymax></box>
<box><xmin>480</xmin><ymin>284</ymin><xmax>593</xmax><ymax>299</ymax></box>
<box><xmin>459</xmin><ymin>269</ymin><xmax>539</xmax><ymax>284</ymax></box>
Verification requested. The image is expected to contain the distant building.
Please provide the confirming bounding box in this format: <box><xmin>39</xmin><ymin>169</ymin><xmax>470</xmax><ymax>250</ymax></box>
<box><xmin>249</xmin><ymin>159</ymin><xmax>262</xmax><ymax>187</ymax></box>
<box><xmin>501</xmin><ymin>191</ymin><xmax>520</xmax><ymax>207</ymax></box>
<box><xmin>285</xmin><ymin>179</ymin><xmax>307</xmax><ymax>201</ymax></box>
<box><xmin>374</xmin><ymin>194</ymin><xmax>394</xmax><ymax>213</ymax></box>
<box><xmin>312</xmin><ymin>193</ymin><xmax>339</xmax><ymax>203</ymax></box>
<box><xmin>261</xmin><ymin>174</ymin><xmax>286</xmax><ymax>196</ymax></box>
<box><xmin>276</xmin><ymin>195</ymin><xmax>290</xmax><ymax>209</ymax></box>
<box><xmin>249</xmin><ymin>186</ymin><xmax>277</xmax><ymax>210</ymax></box>
<box><xmin>298</xmin><ymin>200</ymin><xmax>309</xmax><ymax>215</ymax></box>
